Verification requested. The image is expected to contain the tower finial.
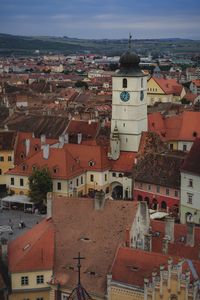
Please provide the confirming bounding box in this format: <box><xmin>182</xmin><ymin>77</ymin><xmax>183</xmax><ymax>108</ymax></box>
<box><xmin>128</xmin><ymin>33</ymin><xmax>132</xmax><ymax>51</ymax></box>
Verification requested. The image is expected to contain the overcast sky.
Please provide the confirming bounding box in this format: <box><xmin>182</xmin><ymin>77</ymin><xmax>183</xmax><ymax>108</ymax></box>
<box><xmin>1</xmin><ymin>0</ymin><xmax>200</xmax><ymax>39</ymax></box>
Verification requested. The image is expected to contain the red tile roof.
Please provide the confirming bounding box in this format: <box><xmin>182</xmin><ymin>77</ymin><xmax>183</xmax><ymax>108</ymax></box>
<box><xmin>7</xmin><ymin>147</ymin><xmax>84</xmax><ymax>180</ymax></box>
<box><xmin>111</xmin><ymin>151</ymin><xmax>137</xmax><ymax>173</ymax></box>
<box><xmin>52</xmin><ymin>197</ymin><xmax>138</xmax><ymax>297</ymax></box>
<box><xmin>151</xmin><ymin>220</ymin><xmax>200</xmax><ymax>260</ymax></box>
<box><xmin>111</xmin><ymin>247</ymin><xmax>200</xmax><ymax>288</ymax></box>
<box><xmin>148</xmin><ymin>111</ymin><xmax>200</xmax><ymax>141</ymax></box>
<box><xmin>150</xmin><ymin>77</ymin><xmax>183</xmax><ymax>95</ymax></box>
<box><xmin>66</xmin><ymin>120</ymin><xmax>99</xmax><ymax>140</ymax></box>
<box><xmin>8</xmin><ymin>218</ymin><xmax>54</xmax><ymax>273</ymax></box>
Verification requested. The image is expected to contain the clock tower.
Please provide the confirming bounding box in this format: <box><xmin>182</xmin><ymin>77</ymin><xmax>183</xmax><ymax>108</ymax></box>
<box><xmin>111</xmin><ymin>41</ymin><xmax>147</xmax><ymax>153</ymax></box>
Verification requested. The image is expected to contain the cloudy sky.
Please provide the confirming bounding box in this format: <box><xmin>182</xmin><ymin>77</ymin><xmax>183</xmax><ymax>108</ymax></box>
<box><xmin>1</xmin><ymin>0</ymin><xmax>200</xmax><ymax>39</ymax></box>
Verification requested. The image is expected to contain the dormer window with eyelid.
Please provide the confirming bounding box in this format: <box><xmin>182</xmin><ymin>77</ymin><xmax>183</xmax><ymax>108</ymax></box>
<box><xmin>89</xmin><ymin>160</ymin><xmax>95</xmax><ymax>167</ymax></box>
<box><xmin>53</xmin><ymin>167</ymin><xmax>59</xmax><ymax>174</ymax></box>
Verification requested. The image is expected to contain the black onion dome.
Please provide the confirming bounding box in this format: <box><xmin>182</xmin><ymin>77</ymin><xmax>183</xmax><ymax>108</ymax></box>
<box><xmin>119</xmin><ymin>51</ymin><xmax>140</xmax><ymax>70</ymax></box>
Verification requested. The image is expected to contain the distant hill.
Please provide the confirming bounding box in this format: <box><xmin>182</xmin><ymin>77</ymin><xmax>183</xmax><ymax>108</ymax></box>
<box><xmin>0</xmin><ymin>33</ymin><xmax>200</xmax><ymax>56</ymax></box>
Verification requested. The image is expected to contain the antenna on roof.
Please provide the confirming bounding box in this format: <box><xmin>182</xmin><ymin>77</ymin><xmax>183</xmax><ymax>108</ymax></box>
<box><xmin>73</xmin><ymin>252</ymin><xmax>85</xmax><ymax>285</ymax></box>
<box><xmin>128</xmin><ymin>33</ymin><xmax>132</xmax><ymax>51</ymax></box>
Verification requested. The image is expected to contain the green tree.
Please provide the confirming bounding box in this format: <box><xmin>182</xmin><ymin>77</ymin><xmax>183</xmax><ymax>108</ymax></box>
<box><xmin>74</xmin><ymin>80</ymin><xmax>88</xmax><ymax>89</ymax></box>
<box><xmin>28</xmin><ymin>168</ymin><xmax>53</xmax><ymax>207</ymax></box>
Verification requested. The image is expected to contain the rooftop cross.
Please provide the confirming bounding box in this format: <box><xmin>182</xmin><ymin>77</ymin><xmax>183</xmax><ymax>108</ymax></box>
<box><xmin>73</xmin><ymin>252</ymin><xmax>85</xmax><ymax>285</ymax></box>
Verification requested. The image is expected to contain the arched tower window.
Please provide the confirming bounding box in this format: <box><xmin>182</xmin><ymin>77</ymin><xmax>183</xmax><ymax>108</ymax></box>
<box><xmin>123</xmin><ymin>78</ymin><xmax>127</xmax><ymax>88</ymax></box>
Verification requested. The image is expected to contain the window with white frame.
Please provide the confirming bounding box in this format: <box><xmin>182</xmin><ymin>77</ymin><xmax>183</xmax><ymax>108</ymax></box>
<box><xmin>21</xmin><ymin>276</ymin><xmax>29</xmax><ymax>285</ymax></box>
<box><xmin>187</xmin><ymin>193</ymin><xmax>193</xmax><ymax>204</ymax></box>
<box><xmin>36</xmin><ymin>275</ymin><xmax>44</xmax><ymax>284</ymax></box>
<box><xmin>188</xmin><ymin>179</ymin><xmax>193</xmax><ymax>188</ymax></box>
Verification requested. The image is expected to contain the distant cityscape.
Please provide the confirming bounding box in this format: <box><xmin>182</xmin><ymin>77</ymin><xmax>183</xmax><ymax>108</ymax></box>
<box><xmin>0</xmin><ymin>33</ymin><xmax>200</xmax><ymax>300</ymax></box>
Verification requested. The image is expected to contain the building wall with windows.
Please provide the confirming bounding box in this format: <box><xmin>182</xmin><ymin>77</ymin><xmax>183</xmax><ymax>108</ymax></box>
<box><xmin>180</xmin><ymin>172</ymin><xmax>200</xmax><ymax>224</ymax></box>
<box><xmin>134</xmin><ymin>181</ymin><xmax>180</xmax><ymax>211</ymax></box>
<box><xmin>6</xmin><ymin>174</ymin><xmax>29</xmax><ymax>195</ymax></box>
<box><xmin>86</xmin><ymin>170</ymin><xmax>110</xmax><ymax>196</ymax></box>
<box><xmin>0</xmin><ymin>150</ymin><xmax>14</xmax><ymax>185</ymax></box>
<box><xmin>9</xmin><ymin>270</ymin><xmax>52</xmax><ymax>300</ymax></box>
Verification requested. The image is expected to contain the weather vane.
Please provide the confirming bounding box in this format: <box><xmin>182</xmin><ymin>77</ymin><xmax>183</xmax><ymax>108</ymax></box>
<box><xmin>128</xmin><ymin>33</ymin><xmax>132</xmax><ymax>51</ymax></box>
<box><xmin>73</xmin><ymin>252</ymin><xmax>85</xmax><ymax>285</ymax></box>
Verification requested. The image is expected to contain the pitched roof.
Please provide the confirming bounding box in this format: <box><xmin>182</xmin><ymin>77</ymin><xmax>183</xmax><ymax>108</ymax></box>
<box><xmin>134</xmin><ymin>152</ymin><xmax>185</xmax><ymax>188</ymax></box>
<box><xmin>111</xmin><ymin>151</ymin><xmax>136</xmax><ymax>173</ymax></box>
<box><xmin>181</xmin><ymin>138</ymin><xmax>200</xmax><ymax>175</ymax></box>
<box><xmin>8</xmin><ymin>218</ymin><xmax>54</xmax><ymax>273</ymax></box>
<box><xmin>151</xmin><ymin>220</ymin><xmax>200</xmax><ymax>260</ymax></box>
<box><xmin>150</xmin><ymin>77</ymin><xmax>183</xmax><ymax>95</ymax></box>
<box><xmin>111</xmin><ymin>247</ymin><xmax>200</xmax><ymax>288</ymax></box>
<box><xmin>4</xmin><ymin>114</ymin><xmax>69</xmax><ymax>139</ymax></box>
<box><xmin>65</xmin><ymin>144</ymin><xmax>110</xmax><ymax>172</ymax></box>
<box><xmin>7</xmin><ymin>147</ymin><xmax>84</xmax><ymax>180</ymax></box>
<box><xmin>66</xmin><ymin>120</ymin><xmax>100</xmax><ymax>141</ymax></box>
<box><xmin>52</xmin><ymin>197</ymin><xmax>138</xmax><ymax>297</ymax></box>
<box><xmin>148</xmin><ymin>111</ymin><xmax>200</xmax><ymax>142</ymax></box>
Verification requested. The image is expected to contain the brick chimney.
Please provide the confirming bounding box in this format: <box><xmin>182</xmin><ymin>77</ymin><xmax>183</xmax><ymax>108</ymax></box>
<box><xmin>186</xmin><ymin>222</ymin><xmax>195</xmax><ymax>247</ymax></box>
<box><xmin>94</xmin><ymin>190</ymin><xmax>106</xmax><ymax>211</ymax></box>
<box><xmin>77</xmin><ymin>133</ymin><xmax>82</xmax><ymax>144</ymax></box>
<box><xmin>43</xmin><ymin>144</ymin><xmax>50</xmax><ymax>159</ymax></box>
<box><xmin>165</xmin><ymin>216</ymin><xmax>174</xmax><ymax>243</ymax></box>
<box><xmin>162</xmin><ymin>236</ymin><xmax>169</xmax><ymax>254</ymax></box>
<box><xmin>46</xmin><ymin>192</ymin><xmax>53</xmax><ymax>219</ymax></box>
<box><xmin>25</xmin><ymin>138</ymin><xmax>30</xmax><ymax>156</ymax></box>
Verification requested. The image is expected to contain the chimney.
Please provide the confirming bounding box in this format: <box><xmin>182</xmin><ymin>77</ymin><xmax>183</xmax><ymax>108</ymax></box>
<box><xmin>58</xmin><ymin>135</ymin><xmax>64</xmax><ymax>148</ymax></box>
<box><xmin>41</xmin><ymin>134</ymin><xmax>46</xmax><ymax>145</ymax></box>
<box><xmin>144</xmin><ymin>233</ymin><xmax>152</xmax><ymax>252</ymax></box>
<box><xmin>94</xmin><ymin>190</ymin><xmax>106</xmax><ymax>211</ymax></box>
<box><xmin>25</xmin><ymin>138</ymin><xmax>30</xmax><ymax>156</ymax></box>
<box><xmin>77</xmin><ymin>133</ymin><xmax>82</xmax><ymax>144</ymax></box>
<box><xmin>1</xmin><ymin>238</ymin><xmax>8</xmax><ymax>263</ymax></box>
<box><xmin>46</xmin><ymin>192</ymin><xmax>53</xmax><ymax>219</ymax></box>
<box><xmin>186</xmin><ymin>222</ymin><xmax>195</xmax><ymax>247</ymax></box>
<box><xmin>64</xmin><ymin>133</ymin><xmax>69</xmax><ymax>144</ymax></box>
<box><xmin>43</xmin><ymin>144</ymin><xmax>50</xmax><ymax>159</ymax></box>
<box><xmin>162</xmin><ymin>236</ymin><xmax>169</xmax><ymax>254</ymax></box>
<box><xmin>165</xmin><ymin>217</ymin><xmax>174</xmax><ymax>243</ymax></box>
<box><xmin>88</xmin><ymin>119</ymin><xmax>92</xmax><ymax>125</ymax></box>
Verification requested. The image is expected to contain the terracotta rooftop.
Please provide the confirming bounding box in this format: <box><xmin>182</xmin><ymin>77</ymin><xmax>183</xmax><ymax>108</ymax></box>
<box><xmin>150</xmin><ymin>77</ymin><xmax>183</xmax><ymax>95</ymax></box>
<box><xmin>7</xmin><ymin>146</ymin><xmax>84</xmax><ymax>180</ymax></box>
<box><xmin>111</xmin><ymin>246</ymin><xmax>200</xmax><ymax>288</ymax></box>
<box><xmin>148</xmin><ymin>111</ymin><xmax>200</xmax><ymax>142</ymax></box>
<box><xmin>111</xmin><ymin>151</ymin><xmax>136</xmax><ymax>173</ymax></box>
<box><xmin>8</xmin><ymin>218</ymin><xmax>54</xmax><ymax>273</ymax></box>
<box><xmin>181</xmin><ymin>138</ymin><xmax>200</xmax><ymax>176</ymax></box>
<box><xmin>151</xmin><ymin>220</ymin><xmax>200</xmax><ymax>260</ymax></box>
<box><xmin>52</xmin><ymin>196</ymin><xmax>138</xmax><ymax>298</ymax></box>
<box><xmin>66</xmin><ymin>120</ymin><xmax>100</xmax><ymax>141</ymax></box>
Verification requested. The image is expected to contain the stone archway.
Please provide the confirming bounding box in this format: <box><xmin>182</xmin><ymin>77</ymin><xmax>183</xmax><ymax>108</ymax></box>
<box><xmin>137</xmin><ymin>195</ymin><xmax>143</xmax><ymax>201</ymax></box>
<box><xmin>161</xmin><ymin>200</ymin><xmax>167</xmax><ymax>210</ymax></box>
<box><xmin>111</xmin><ymin>182</ymin><xmax>123</xmax><ymax>200</ymax></box>
<box><xmin>144</xmin><ymin>196</ymin><xmax>150</xmax><ymax>205</ymax></box>
<box><xmin>152</xmin><ymin>198</ymin><xmax>158</xmax><ymax>210</ymax></box>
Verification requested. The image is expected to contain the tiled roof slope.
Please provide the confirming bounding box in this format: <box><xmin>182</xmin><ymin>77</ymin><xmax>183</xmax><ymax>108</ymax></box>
<box><xmin>111</xmin><ymin>151</ymin><xmax>136</xmax><ymax>173</ymax></box>
<box><xmin>111</xmin><ymin>247</ymin><xmax>200</xmax><ymax>288</ymax></box>
<box><xmin>8</xmin><ymin>218</ymin><xmax>54</xmax><ymax>273</ymax></box>
<box><xmin>151</xmin><ymin>220</ymin><xmax>200</xmax><ymax>260</ymax></box>
<box><xmin>181</xmin><ymin>138</ymin><xmax>200</xmax><ymax>175</ymax></box>
<box><xmin>148</xmin><ymin>111</ymin><xmax>200</xmax><ymax>142</ymax></box>
<box><xmin>6</xmin><ymin>147</ymin><xmax>84</xmax><ymax>179</ymax></box>
<box><xmin>52</xmin><ymin>197</ymin><xmax>137</xmax><ymax>297</ymax></box>
<box><xmin>4</xmin><ymin>114</ymin><xmax>69</xmax><ymax>139</ymax></box>
<box><xmin>134</xmin><ymin>152</ymin><xmax>185</xmax><ymax>189</ymax></box>
<box><xmin>0</xmin><ymin>130</ymin><xmax>16</xmax><ymax>151</ymax></box>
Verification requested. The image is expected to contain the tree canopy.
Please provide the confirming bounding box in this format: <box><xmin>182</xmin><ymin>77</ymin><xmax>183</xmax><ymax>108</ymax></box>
<box><xmin>28</xmin><ymin>168</ymin><xmax>53</xmax><ymax>207</ymax></box>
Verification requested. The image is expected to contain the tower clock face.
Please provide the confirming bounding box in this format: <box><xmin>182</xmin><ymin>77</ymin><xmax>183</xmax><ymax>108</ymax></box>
<box><xmin>120</xmin><ymin>91</ymin><xmax>130</xmax><ymax>102</ymax></box>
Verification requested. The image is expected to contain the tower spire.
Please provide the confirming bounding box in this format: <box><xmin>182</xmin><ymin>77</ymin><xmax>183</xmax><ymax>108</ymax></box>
<box><xmin>128</xmin><ymin>33</ymin><xmax>132</xmax><ymax>51</ymax></box>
